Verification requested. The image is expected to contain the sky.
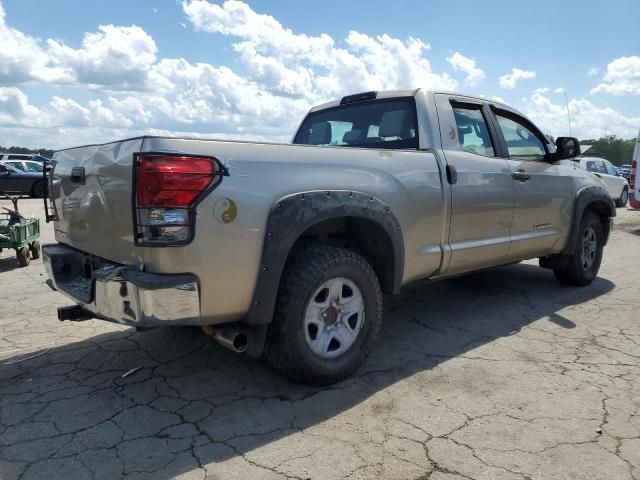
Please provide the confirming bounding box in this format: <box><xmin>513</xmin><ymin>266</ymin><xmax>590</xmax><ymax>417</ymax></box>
<box><xmin>0</xmin><ymin>0</ymin><xmax>639</xmax><ymax>150</ymax></box>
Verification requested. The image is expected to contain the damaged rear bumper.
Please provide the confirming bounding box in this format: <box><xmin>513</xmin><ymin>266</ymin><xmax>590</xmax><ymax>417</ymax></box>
<box><xmin>43</xmin><ymin>244</ymin><xmax>200</xmax><ymax>327</ymax></box>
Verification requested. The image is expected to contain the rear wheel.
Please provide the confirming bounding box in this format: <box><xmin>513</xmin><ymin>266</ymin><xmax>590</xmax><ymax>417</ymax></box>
<box><xmin>264</xmin><ymin>246</ymin><xmax>383</xmax><ymax>385</ymax></box>
<box><xmin>553</xmin><ymin>212</ymin><xmax>603</xmax><ymax>286</ymax></box>
<box><xmin>30</xmin><ymin>180</ymin><xmax>44</xmax><ymax>198</ymax></box>
<box><xmin>17</xmin><ymin>247</ymin><xmax>30</xmax><ymax>267</ymax></box>
<box><xmin>29</xmin><ymin>241</ymin><xmax>41</xmax><ymax>259</ymax></box>
<box><xmin>615</xmin><ymin>187</ymin><xmax>628</xmax><ymax>208</ymax></box>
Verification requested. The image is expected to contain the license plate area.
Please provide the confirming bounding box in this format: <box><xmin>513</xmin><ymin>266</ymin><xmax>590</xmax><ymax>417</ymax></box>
<box><xmin>45</xmin><ymin>245</ymin><xmax>108</xmax><ymax>304</ymax></box>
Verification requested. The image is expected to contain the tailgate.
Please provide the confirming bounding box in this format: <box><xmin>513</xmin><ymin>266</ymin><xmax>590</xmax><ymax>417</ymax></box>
<box><xmin>50</xmin><ymin>138</ymin><xmax>144</xmax><ymax>265</ymax></box>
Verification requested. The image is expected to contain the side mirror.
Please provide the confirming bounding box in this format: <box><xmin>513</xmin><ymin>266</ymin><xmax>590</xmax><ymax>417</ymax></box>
<box><xmin>556</xmin><ymin>137</ymin><xmax>581</xmax><ymax>160</ymax></box>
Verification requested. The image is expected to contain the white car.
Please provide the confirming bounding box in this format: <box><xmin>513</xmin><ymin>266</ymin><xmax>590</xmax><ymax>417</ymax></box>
<box><xmin>0</xmin><ymin>153</ymin><xmax>46</xmax><ymax>174</ymax></box>
<box><xmin>573</xmin><ymin>156</ymin><xmax>629</xmax><ymax>207</ymax></box>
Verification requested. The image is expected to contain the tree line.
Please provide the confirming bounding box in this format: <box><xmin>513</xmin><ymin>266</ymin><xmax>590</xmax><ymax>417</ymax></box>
<box><xmin>0</xmin><ymin>145</ymin><xmax>55</xmax><ymax>159</ymax></box>
<box><xmin>579</xmin><ymin>136</ymin><xmax>636</xmax><ymax>166</ymax></box>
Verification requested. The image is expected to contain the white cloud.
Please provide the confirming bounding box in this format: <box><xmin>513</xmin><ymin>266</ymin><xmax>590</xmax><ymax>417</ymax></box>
<box><xmin>590</xmin><ymin>56</ymin><xmax>640</xmax><ymax>96</ymax></box>
<box><xmin>0</xmin><ymin>3</ymin><xmax>58</xmax><ymax>84</ymax></box>
<box><xmin>181</xmin><ymin>0</ymin><xmax>457</xmax><ymax>98</ymax></box>
<box><xmin>534</xmin><ymin>87</ymin><xmax>550</xmax><ymax>94</ymax></box>
<box><xmin>0</xmin><ymin>3</ymin><xmax>157</xmax><ymax>90</ymax></box>
<box><xmin>523</xmin><ymin>92</ymin><xmax>640</xmax><ymax>139</ymax></box>
<box><xmin>0</xmin><ymin>87</ymin><xmax>44</xmax><ymax>126</ymax></box>
<box><xmin>1</xmin><ymin>0</ymin><xmax>638</xmax><ymax>149</ymax></box>
<box><xmin>446</xmin><ymin>52</ymin><xmax>485</xmax><ymax>87</ymax></box>
<box><xmin>46</xmin><ymin>25</ymin><xmax>158</xmax><ymax>90</ymax></box>
<box><xmin>499</xmin><ymin>68</ymin><xmax>536</xmax><ymax>89</ymax></box>
<box><xmin>553</xmin><ymin>87</ymin><xmax>565</xmax><ymax>94</ymax></box>
<box><xmin>587</xmin><ymin>67</ymin><xmax>599</xmax><ymax>77</ymax></box>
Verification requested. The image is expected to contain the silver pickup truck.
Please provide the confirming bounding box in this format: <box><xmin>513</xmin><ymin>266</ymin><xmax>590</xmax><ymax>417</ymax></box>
<box><xmin>43</xmin><ymin>89</ymin><xmax>615</xmax><ymax>385</ymax></box>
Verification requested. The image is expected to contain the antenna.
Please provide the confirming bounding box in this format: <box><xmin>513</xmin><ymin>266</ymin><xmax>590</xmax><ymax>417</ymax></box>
<box><xmin>563</xmin><ymin>89</ymin><xmax>572</xmax><ymax>136</ymax></box>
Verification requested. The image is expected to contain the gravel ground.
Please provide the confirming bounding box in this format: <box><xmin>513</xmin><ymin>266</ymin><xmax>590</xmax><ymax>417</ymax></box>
<box><xmin>1</xmin><ymin>198</ymin><xmax>639</xmax><ymax>480</ymax></box>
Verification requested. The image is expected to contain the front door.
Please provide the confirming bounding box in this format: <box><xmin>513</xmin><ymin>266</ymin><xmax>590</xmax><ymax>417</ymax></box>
<box><xmin>491</xmin><ymin>110</ymin><xmax>574</xmax><ymax>260</ymax></box>
<box><xmin>435</xmin><ymin>94</ymin><xmax>515</xmax><ymax>275</ymax></box>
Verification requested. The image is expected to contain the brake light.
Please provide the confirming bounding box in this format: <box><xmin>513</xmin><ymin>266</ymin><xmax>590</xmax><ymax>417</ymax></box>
<box><xmin>134</xmin><ymin>154</ymin><xmax>223</xmax><ymax>245</ymax></box>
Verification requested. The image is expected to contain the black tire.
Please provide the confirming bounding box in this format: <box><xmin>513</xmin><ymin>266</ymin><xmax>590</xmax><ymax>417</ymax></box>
<box><xmin>264</xmin><ymin>246</ymin><xmax>383</xmax><ymax>385</ymax></box>
<box><xmin>17</xmin><ymin>247</ymin><xmax>30</xmax><ymax>267</ymax></box>
<box><xmin>553</xmin><ymin>212</ymin><xmax>603</xmax><ymax>286</ymax></box>
<box><xmin>29</xmin><ymin>241</ymin><xmax>41</xmax><ymax>260</ymax></box>
<box><xmin>30</xmin><ymin>180</ymin><xmax>44</xmax><ymax>198</ymax></box>
<box><xmin>615</xmin><ymin>187</ymin><xmax>628</xmax><ymax>208</ymax></box>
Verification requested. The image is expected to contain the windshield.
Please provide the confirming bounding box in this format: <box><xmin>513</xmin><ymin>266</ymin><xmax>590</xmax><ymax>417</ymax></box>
<box><xmin>293</xmin><ymin>98</ymin><xmax>419</xmax><ymax>150</ymax></box>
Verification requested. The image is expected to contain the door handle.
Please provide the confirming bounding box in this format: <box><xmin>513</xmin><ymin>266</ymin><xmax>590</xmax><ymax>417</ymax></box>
<box><xmin>446</xmin><ymin>165</ymin><xmax>458</xmax><ymax>184</ymax></box>
<box><xmin>70</xmin><ymin>167</ymin><xmax>85</xmax><ymax>185</ymax></box>
<box><xmin>512</xmin><ymin>169</ymin><xmax>531</xmax><ymax>182</ymax></box>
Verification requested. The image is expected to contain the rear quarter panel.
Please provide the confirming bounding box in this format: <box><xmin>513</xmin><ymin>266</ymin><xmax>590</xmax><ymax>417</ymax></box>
<box><xmin>141</xmin><ymin>137</ymin><xmax>446</xmax><ymax>324</ymax></box>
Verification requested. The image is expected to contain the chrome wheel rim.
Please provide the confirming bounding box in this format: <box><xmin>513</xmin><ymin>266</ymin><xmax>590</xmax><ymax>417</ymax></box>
<box><xmin>304</xmin><ymin>277</ymin><xmax>365</xmax><ymax>359</ymax></box>
<box><xmin>621</xmin><ymin>190</ymin><xmax>628</xmax><ymax>205</ymax></box>
<box><xmin>581</xmin><ymin>226</ymin><xmax>597</xmax><ymax>270</ymax></box>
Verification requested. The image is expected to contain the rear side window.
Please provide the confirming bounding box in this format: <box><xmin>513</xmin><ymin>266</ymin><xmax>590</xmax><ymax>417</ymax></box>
<box><xmin>293</xmin><ymin>99</ymin><xmax>418</xmax><ymax>150</ymax></box>
<box><xmin>452</xmin><ymin>107</ymin><xmax>495</xmax><ymax>157</ymax></box>
<box><xmin>6</xmin><ymin>161</ymin><xmax>25</xmax><ymax>171</ymax></box>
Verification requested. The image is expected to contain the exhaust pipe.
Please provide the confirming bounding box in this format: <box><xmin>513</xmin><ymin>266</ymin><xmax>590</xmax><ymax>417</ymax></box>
<box><xmin>202</xmin><ymin>325</ymin><xmax>248</xmax><ymax>353</ymax></box>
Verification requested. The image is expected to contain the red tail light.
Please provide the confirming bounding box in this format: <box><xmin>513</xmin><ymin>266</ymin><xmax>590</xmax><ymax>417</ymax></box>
<box><xmin>134</xmin><ymin>153</ymin><xmax>224</xmax><ymax>245</ymax></box>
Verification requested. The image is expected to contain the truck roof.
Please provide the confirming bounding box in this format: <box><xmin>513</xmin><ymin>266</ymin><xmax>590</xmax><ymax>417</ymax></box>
<box><xmin>309</xmin><ymin>89</ymin><xmax>510</xmax><ymax>113</ymax></box>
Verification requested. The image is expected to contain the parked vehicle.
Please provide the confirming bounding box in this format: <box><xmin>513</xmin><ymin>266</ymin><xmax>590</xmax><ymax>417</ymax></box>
<box><xmin>42</xmin><ymin>89</ymin><xmax>615</xmax><ymax>384</ymax></box>
<box><xmin>1</xmin><ymin>159</ymin><xmax>44</xmax><ymax>173</ymax></box>
<box><xmin>0</xmin><ymin>153</ymin><xmax>48</xmax><ymax>163</ymax></box>
<box><xmin>619</xmin><ymin>164</ymin><xmax>632</xmax><ymax>181</ymax></box>
<box><xmin>569</xmin><ymin>157</ymin><xmax>629</xmax><ymax>207</ymax></box>
<box><xmin>630</xmin><ymin>134</ymin><xmax>640</xmax><ymax>209</ymax></box>
<box><xmin>0</xmin><ymin>163</ymin><xmax>45</xmax><ymax>197</ymax></box>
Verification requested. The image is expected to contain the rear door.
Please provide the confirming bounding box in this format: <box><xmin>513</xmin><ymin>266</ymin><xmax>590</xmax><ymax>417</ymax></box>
<box><xmin>0</xmin><ymin>164</ymin><xmax>30</xmax><ymax>193</ymax></box>
<box><xmin>490</xmin><ymin>108</ymin><xmax>574</xmax><ymax>260</ymax></box>
<box><xmin>435</xmin><ymin>94</ymin><xmax>515</xmax><ymax>275</ymax></box>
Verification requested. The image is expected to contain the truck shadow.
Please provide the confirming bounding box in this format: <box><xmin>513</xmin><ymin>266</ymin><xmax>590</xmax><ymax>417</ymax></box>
<box><xmin>0</xmin><ymin>263</ymin><xmax>615</xmax><ymax>479</ymax></box>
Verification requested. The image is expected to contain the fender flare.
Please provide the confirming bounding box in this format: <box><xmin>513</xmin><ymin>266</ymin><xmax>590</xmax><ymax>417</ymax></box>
<box><xmin>561</xmin><ymin>185</ymin><xmax>616</xmax><ymax>255</ymax></box>
<box><xmin>243</xmin><ymin>190</ymin><xmax>405</xmax><ymax>327</ymax></box>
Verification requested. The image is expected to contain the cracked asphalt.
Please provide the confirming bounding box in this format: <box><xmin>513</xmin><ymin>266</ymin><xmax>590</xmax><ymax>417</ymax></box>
<box><xmin>1</xmin><ymin>198</ymin><xmax>639</xmax><ymax>480</ymax></box>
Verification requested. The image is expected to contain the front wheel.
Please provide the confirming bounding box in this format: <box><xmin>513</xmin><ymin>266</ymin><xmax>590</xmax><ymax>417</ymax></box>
<box><xmin>615</xmin><ymin>187</ymin><xmax>628</xmax><ymax>208</ymax></box>
<box><xmin>264</xmin><ymin>246</ymin><xmax>383</xmax><ymax>385</ymax></box>
<box><xmin>17</xmin><ymin>247</ymin><xmax>30</xmax><ymax>267</ymax></box>
<box><xmin>553</xmin><ymin>212</ymin><xmax>603</xmax><ymax>286</ymax></box>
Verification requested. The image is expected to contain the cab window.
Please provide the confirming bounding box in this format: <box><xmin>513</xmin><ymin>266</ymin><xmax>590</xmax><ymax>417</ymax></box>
<box><xmin>293</xmin><ymin>99</ymin><xmax>418</xmax><ymax>150</ymax></box>
<box><xmin>452</xmin><ymin>107</ymin><xmax>495</xmax><ymax>157</ymax></box>
<box><xmin>495</xmin><ymin>113</ymin><xmax>546</xmax><ymax>161</ymax></box>
<box><xmin>586</xmin><ymin>160</ymin><xmax>606</xmax><ymax>174</ymax></box>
